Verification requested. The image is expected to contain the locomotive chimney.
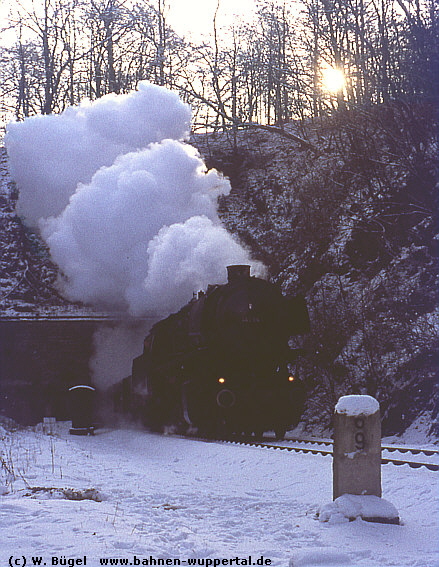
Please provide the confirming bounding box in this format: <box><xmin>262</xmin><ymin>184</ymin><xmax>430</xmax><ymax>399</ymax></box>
<box><xmin>227</xmin><ymin>265</ymin><xmax>251</xmax><ymax>283</ymax></box>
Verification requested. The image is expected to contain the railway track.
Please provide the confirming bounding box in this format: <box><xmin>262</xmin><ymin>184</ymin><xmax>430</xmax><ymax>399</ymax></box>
<box><xmin>216</xmin><ymin>436</ymin><xmax>439</xmax><ymax>472</ymax></box>
<box><xmin>281</xmin><ymin>435</ymin><xmax>439</xmax><ymax>458</ymax></box>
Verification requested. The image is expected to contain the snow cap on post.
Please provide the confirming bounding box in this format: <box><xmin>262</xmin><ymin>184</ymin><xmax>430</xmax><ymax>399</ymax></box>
<box><xmin>335</xmin><ymin>394</ymin><xmax>380</xmax><ymax>417</ymax></box>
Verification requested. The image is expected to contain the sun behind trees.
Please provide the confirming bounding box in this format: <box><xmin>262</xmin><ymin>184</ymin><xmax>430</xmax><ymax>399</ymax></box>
<box><xmin>0</xmin><ymin>0</ymin><xmax>437</xmax><ymax>135</ymax></box>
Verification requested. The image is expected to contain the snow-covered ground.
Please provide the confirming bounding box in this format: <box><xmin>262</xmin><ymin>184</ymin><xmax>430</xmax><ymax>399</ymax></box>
<box><xmin>1</xmin><ymin>423</ymin><xmax>438</xmax><ymax>567</ymax></box>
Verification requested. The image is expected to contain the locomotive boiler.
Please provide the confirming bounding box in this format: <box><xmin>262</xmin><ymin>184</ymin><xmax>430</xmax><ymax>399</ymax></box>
<box><xmin>115</xmin><ymin>265</ymin><xmax>310</xmax><ymax>438</ymax></box>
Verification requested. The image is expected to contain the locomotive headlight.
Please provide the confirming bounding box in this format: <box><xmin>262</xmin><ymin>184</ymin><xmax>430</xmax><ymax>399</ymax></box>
<box><xmin>218</xmin><ymin>377</ymin><xmax>226</xmax><ymax>384</ymax></box>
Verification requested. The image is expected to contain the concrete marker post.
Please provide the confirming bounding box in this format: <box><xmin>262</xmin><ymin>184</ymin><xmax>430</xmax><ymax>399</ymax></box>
<box><xmin>332</xmin><ymin>394</ymin><xmax>399</xmax><ymax>524</ymax></box>
<box><xmin>333</xmin><ymin>394</ymin><xmax>382</xmax><ymax>499</ymax></box>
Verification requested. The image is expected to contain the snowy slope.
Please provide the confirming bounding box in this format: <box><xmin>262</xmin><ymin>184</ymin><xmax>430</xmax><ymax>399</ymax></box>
<box><xmin>1</xmin><ymin>424</ymin><xmax>438</xmax><ymax>567</ymax></box>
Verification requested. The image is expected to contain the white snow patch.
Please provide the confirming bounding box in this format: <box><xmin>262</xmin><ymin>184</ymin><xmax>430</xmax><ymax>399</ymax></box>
<box><xmin>1</xmin><ymin>424</ymin><xmax>438</xmax><ymax>567</ymax></box>
<box><xmin>318</xmin><ymin>495</ymin><xmax>399</xmax><ymax>524</ymax></box>
<box><xmin>289</xmin><ymin>548</ymin><xmax>352</xmax><ymax>565</ymax></box>
<box><xmin>335</xmin><ymin>395</ymin><xmax>379</xmax><ymax>417</ymax></box>
<box><xmin>384</xmin><ymin>411</ymin><xmax>439</xmax><ymax>448</ymax></box>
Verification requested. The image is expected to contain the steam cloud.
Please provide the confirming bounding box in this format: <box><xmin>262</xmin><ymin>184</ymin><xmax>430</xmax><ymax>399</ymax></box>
<box><xmin>6</xmin><ymin>81</ymin><xmax>263</xmax><ymax>318</ymax></box>
<box><xmin>6</xmin><ymin>82</ymin><xmax>192</xmax><ymax>226</ymax></box>
<box><xmin>90</xmin><ymin>322</ymin><xmax>151</xmax><ymax>389</ymax></box>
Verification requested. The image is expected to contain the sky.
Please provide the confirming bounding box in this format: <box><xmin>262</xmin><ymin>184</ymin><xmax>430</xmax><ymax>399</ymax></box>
<box><xmin>167</xmin><ymin>0</ymin><xmax>260</xmax><ymax>39</ymax></box>
<box><xmin>0</xmin><ymin>0</ymin><xmax>264</xmax><ymax>45</ymax></box>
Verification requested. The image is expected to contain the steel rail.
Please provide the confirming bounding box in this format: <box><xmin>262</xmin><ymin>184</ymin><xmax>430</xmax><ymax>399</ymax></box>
<box><xmin>281</xmin><ymin>436</ymin><xmax>439</xmax><ymax>458</ymax></box>
<box><xmin>219</xmin><ymin>439</ymin><xmax>439</xmax><ymax>472</ymax></box>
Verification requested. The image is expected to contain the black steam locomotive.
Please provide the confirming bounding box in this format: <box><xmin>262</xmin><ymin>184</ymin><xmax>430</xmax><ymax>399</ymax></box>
<box><xmin>114</xmin><ymin>265</ymin><xmax>310</xmax><ymax>438</ymax></box>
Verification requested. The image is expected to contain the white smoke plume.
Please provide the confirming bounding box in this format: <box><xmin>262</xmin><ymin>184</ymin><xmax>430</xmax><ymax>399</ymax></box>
<box><xmin>40</xmin><ymin>140</ymin><xmax>256</xmax><ymax>315</ymax></box>
<box><xmin>5</xmin><ymin>81</ymin><xmax>264</xmax><ymax>320</ymax></box>
<box><xmin>89</xmin><ymin>322</ymin><xmax>152</xmax><ymax>389</ymax></box>
<box><xmin>6</xmin><ymin>82</ymin><xmax>192</xmax><ymax>226</ymax></box>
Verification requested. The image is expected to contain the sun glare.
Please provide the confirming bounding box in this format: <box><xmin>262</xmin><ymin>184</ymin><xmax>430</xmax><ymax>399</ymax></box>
<box><xmin>321</xmin><ymin>67</ymin><xmax>345</xmax><ymax>94</ymax></box>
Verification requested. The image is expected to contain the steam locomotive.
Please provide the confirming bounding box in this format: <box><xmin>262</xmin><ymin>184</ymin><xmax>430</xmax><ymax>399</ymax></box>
<box><xmin>113</xmin><ymin>265</ymin><xmax>310</xmax><ymax>438</ymax></box>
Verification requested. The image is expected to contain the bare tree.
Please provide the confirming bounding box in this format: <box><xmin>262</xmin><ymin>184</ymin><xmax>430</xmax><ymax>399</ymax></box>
<box><xmin>3</xmin><ymin>0</ymin><xmax>92</xmax><ymax>114</ymax></box>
